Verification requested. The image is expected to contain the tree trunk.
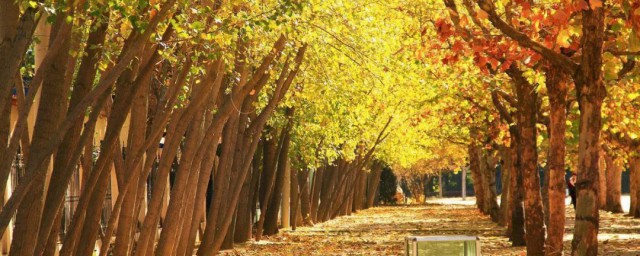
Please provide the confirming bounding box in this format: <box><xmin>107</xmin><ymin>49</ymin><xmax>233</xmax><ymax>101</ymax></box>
<box><xmin>290</xmin><ymin>168</ymin><xmax>300</xmax><ymax>230</ymax></box>
<box><xmin>155</xmin><ymin>107</ymin><xmax>207</xmax><ymax>255</ymax></box>
<box><xmin>571</xmin><ymin>5</ymin><xmax>606</xmax><ymax>255</ymax></box>
<box><xmin>510</xmin><ymin>66</ymin><xmax>546</xmax><ymax>255</ymax></box>
<box><xmin>598</xmin><ymin>149</ymin><xmax>607</xmax><ymax>210</ymax></box>
<box><xmin>317</xmin><ymin>164</ymin><xmax>337</xmax><ymax>223</ymax></box>
<box><xmin>11</xmin><ymin>16</ymin><xmax>72</xmax><ymax>256</ymax></box>
<box><xmin>111</xmin><ymin>87</ymin><xmax>148</xmax><ymax>256</ymax></box>
<box><xmin>234</xmin><ymin>158</ymin><xmax>255</xmax><ymax>242</ymax></box>
<box><xmin>510</xmin><ymin>136</ymin><xmax>526</xmax><ymax>246</ymax></box>
<box><xmin>545</xmin><ymin>65</ymin><xmax>568</xmax><ymax>256</ymax></box>
<box><xmin>0</xmin><ymin>6</ymin><xmax>38</xmax><ymax>134</ymax></box>
<box><xmin>631</xmin><ymin>157</ymin><xmax>637</xmax><ymax>216</ymax></box>
<box><xmin>298</xmin><ymin>169</ymin><xmax>313</xmax><ymax>226</ymax></box>
<box><xmin>354</xmin><ymin>169</ymin><xmax>367</xmax><ymax>211</ymax></box>
<box><xmin>366</xmin><ymin>162</ymin><xmax>383</xmax><ymax>209</ymax></box>
<box><xmin>468</xmin><ymin>143</ymin><xmax>485</xmax><ymax>212</ymax></box>
<box><xmin>282</xmin><ymin>160</ymin><xmax>291</xmax><ymax>229</ymax></box>
<box><xmin>603</xmin><ymin>151</ymin><xmax>623</xmax><ymax>213</ymax></box>
<box><xmin>265</xmin><ymin>116</ymin><xmax>294</xmax><ymax>235</ymax></box>
<box><xmin>499</xmin><ymin>146</ymin><xmax>512</xmax><ymax>227</ymax></box>
<box><xmin>0</xmin><ymin>0</ymin><xmax>20</xmax><ymax>205</ymax></box>
<box><xmin>630</xmin><ymin>156</ymin><xmax>640</xmax><ymax>217</ymax></box>
<box><xmin>255</xmin><ymin>131</ymin><xmax>279</xmax><ymax>240</ymax></box>
<box><xmin>481</xmin><ymin>150</ymin><xmax>499</xmax><ymax>222</ymax></box>
<box><xmin>310</xmin><ymin>167</ymin><xmax>324</xmax><ymax>222</ymax></box>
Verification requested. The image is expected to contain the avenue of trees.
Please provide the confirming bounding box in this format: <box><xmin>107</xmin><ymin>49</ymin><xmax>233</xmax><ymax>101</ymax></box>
<box><xmin>1</xmin><ymin>0</ymin><xmax>640</xmax><ymax>256</ymax></box>
<box><xmin>420</xmin><ymin>0</ymin><xmax>640</xmax><ymax>255</ymax></box>
<box><xmin>0</xmin><ymin>0</ymin><xmax>461</xmax><ymax>255</ymax></box>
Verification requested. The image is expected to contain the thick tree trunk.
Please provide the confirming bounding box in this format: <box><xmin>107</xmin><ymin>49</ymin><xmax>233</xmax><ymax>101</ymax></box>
<box><xmin>265</xmin><ymin>116</ymin><xmax>294</xmax><ymax>236</ymax></box>
<box><xmin>255</xmin><ymin>131</ymin><xmax>279</xmax><ymax>240</ymax></box>
<box><xmin>155</xmin><ymin>107</ymin><xmax>208</xmax><ymax>255</ymax></box>
<box><xmin>481</xmin><ymin>150</ymin><xmax>499</xmax><ymax>222</ymax></box>
<box><xmin>598</xmin><ymin>149</ymin><xmax>607</xmax><ymax>210</ymax></box>
<box><xmin>630</xmin><ymin>157</ymin><xmax>640</xmax><ymax>217</ymax></box>
<box><xmin>0</xmin><ymin>0</ymin><xmax>21</xmax><ymax>201</ymax></box>
<box><xmin>366</xmin><ymin>162</ymin><xmax>383</xmax><ymax>209</ymax></box>
<box><xmin>111</xmin><ymin>74</ymin><xmax>148</xmax><ymax>256</ymax></box>
<box><xmin>545</xmin><ymin>66</ymin><xmax>568</xmax><ymax>256</ymax></box>
<box><xmin>317</xmin><ymin>164</ymin><xmax>337</xmax><ymax>222</ymax></box>
<box><xmin>220</xmin><ymin>207</ymin><xmax>236</xmax><ymax>251</ymax></box>
<box><xmin>542</xmin><ymin>163</ymin><xmax>550</xmax><ymax>226</ymax></box>
<box><xmin>510</xmin><ymin>66</ymin><xmax>546</xmax><ymax>255</ymax></box>
<box><xmin>468</xmin><ymin>143</ymin><xmax>485</xmax><ymax>212</ymax></box>
<box><xmin>603</xmin><ymin>151</ymin><xmax>623</xmax><ymax>213</ymax></box>
<box><xmin>69</xmin><ymin>62</ymin><xmax>142</xmax><ymax>256</ymax></box>
<box><xmin>499</xmin><ymin>146</ymin><xmax>512</xmax><ymax>227</ymax></box>
<box><xmin>0</xmin><ymin>7</ymin><xmax>38</xmax><ymax>137</ymax></box>
<box><xmin>11</xmin><ymin>16</ymin><xmax>72</xmax><ymax>256</ymax></box>
<box><xmin>282</xmin><ymin>161</ymin><xmax>291</xmax><ymax>229</ymax></box>
<box><xmin>310</xmin><ymin>167</ymin><xmax>324</xmax><ymax>222</ymax></box>
<box><xmin>354</xmin><ymin>169</ymin><xmax>367</xmax><ymax>211</ymax></box>
<box><xmin>298</xmin><ymin>169</ymin><xmax>313</xmax><ymax>226</ymax></box>
<box><xmin>510</xmin><ymin>136</ymin><xmax>526</xmax><ymax>246</ymax></box>
<box><xmin>631</xmin><ymin>158</ymin><xmax>637</xmax><ymax>216</ymax></box>
<box><xmin>234</xmin><ymin>159</ymin><xmax>255</xmax><ymax>242</ymax></box>
<box><xmin>290</xmin><ymin>168</ymin><xmax>300</xmax><ymax>230</ymax></box>
<box><xmin>35</xmin><ymin>16</ymin><xmax>108</xmax><ymax>253</ymax></box>
<box><xmin>571</xmin><ymin>5</ymin><xmax>605</xmax><ymax>255</ymax></box>
<box><xmin>154</xmin><ymin>60</ymin><xmax>223</xmax><ymax>254</ymax></box>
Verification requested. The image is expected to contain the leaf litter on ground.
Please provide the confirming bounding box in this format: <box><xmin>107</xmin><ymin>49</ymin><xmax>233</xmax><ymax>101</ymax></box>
<box><xmin>220</xmin><ymin>201</ymin><xmax>640</xmax><ymax>255</ymax></box>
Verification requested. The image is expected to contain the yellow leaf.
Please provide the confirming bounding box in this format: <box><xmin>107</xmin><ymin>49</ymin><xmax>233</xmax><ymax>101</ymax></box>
<box><xmin>556</xmin><ymin>29</ymin><xmax>572</xmax><ymax>47</ymax></box>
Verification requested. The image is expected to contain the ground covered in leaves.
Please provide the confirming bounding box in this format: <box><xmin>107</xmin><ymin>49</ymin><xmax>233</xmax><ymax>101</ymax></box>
<box><xmin>220</xmin><ymin>199</ymin><xmax>640</xmax><ymax>255</ymax></box>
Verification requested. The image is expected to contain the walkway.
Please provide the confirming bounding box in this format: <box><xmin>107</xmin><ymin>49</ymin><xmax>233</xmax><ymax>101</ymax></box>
<box><xmin>221</xmin><ymin>199</ymin><xmax>640</xmax><ymax>255</ymax></box>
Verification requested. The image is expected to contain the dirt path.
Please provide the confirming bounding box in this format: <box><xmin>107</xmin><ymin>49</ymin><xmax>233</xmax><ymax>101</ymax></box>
<box><xmin>220</xmin><ymin>201</ymin><xmax>640</xmax><ymax>255</ymax></box>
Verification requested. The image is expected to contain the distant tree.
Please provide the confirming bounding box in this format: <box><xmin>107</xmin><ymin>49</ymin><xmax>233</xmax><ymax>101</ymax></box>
<box><xmin>378</xmin><ymin>167</ymin><xmax>398</xmax><ymax>204</ymax></box>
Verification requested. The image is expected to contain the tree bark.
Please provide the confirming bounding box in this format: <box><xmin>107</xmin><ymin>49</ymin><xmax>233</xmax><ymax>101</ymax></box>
<box><xmin>631</xmin><ymin>157</ymin><xmax>637</xmax><ymax>216</ymax></box>
<box><xmin>603</xmin><ymin>151</ymin><xmax>623</xmax><ymax>213</ymax></box>
<box><xmin>366</xmin><ymin>162</ymin><xmax>383</xmax><ymax>209</ymax></box>
<box><xmin>630</xmin><ymin>156</ymin><xmax>640</xmax><ymax>217</ymax></box>
<box><xmin>510</xmin><ymin>66</ymin><xmax>546</xmax><ymax>255</ymax></box>
<box><xmin>570</xmin><ymin>4</ymin><xmax>606</xmax><ymax>255</ymax></box>
<box><xmin>468</xmin><ymin>142</ymin><xmax>485</xmax><ymax>212</ymax></box>
<box><xmin>282</xmin><ymin>160</ymin><xmax>291</xmax><ymax>229</ymax></box>
<box><xmin>481</xmin><ymin>150</ymin><xmax>499</xmax><ymax>222</ymax></box>
<box><xmin>310</xmin><ymin>167</ymin><xmax>324</xmax><ymax>222</ymax></box>
<box><xmin>0</xmin><ymin>6</ymin><xmax>38</xmax><ymax>131</ymax></box>
<box><xmin>510</xmin><ymin>136</ymin><xmax>526</xmax><ymax>246</ymax></box>
<box><xmin>255</xmin><ymin>130</ymin><xmax>279</xmax><ymax>240</ymax></box>
<box><xmin>598</xmin><ymin>149</ymin><xmax>607</xmax><ymax>210</ymax></box>
<box><xmin>317</xmin><ymin>164</ymin><xmax>338</xmax><ymax>222</ymax></box>
<box><xmin>499</xmin><ymin>146</ymin><xmax>512</xmax><ymax>227</ymax></box>
<box><xmin>11</xmin><ymin>15</ymin><xmax>72</xmax><ymax>256</ymax></box>
<box><xmin>545</xmin><ymin>66</ymin><xmax>568</xmax><ymax>256</ymax></box>
<box><xmin>298</xmin><ymin>169</ymin><xmax>313</xmax><ymax>226</ymax></box>
<box><xmin>265</xmin><ymin>110</ymin><xmax>295</xmax><ymax>235</ymax></box>
<box><xmin>290</xmin><ymin>168</ymin><xmax>300</xmax><ymax>230</ymax></box>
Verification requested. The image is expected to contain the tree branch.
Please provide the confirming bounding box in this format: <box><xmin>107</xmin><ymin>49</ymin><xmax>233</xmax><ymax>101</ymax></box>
<box><xmin>474</xmin><ymin>0</ymin><xmax>579</xmax><ymax>74</ymax></box>
<box><xmin>491</xmin><ymin>90</ymin><xmax>514</xmax><ymax>125</ymax></box>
